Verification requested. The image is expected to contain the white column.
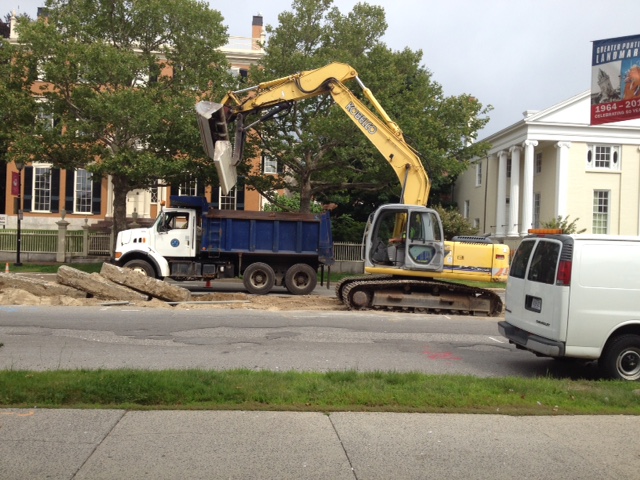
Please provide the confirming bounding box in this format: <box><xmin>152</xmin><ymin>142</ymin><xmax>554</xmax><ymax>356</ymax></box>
<box><xmin>554</xmin><ymin>142</ymin><xmax>571</xmax><ymax>218</ymax></box>
<box><xmin>520</xmin><ymin>140</ymin><xmax>538</xmax><ymax>235</ymax></box>
<box><xmin>508</xmin><ymin>146</ymin><xmax>522</xmax><ymax>237</ymax></box>
<box><xmin>495</xmin><ymin>151</ymin><xmax>507</xmax><ymax>237</ymax></box>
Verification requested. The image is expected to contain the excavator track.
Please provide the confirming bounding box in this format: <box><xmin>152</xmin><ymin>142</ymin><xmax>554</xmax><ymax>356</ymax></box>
<box><xmin>336</xmin><ymin>276</ymin><xmax>503</xmax><ymax>316</ymax></box>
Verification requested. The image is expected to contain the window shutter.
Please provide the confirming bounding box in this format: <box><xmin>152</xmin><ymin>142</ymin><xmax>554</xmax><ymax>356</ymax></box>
<box><xmin>92</xmin><ymin>176</ymin><xmax>102</xmax><ymax>215</ymax></box>
<box><xmin>65</xmin><ymin>170</ymin><xmax>74</xmax><ymax>213</ymax></box>
<box><xmin>51</xmin><ymin>168</ymin><xmax>60</xmax><ymax>213</ymax></box>
<box><xmin>23</xmin><ymin>167</ymin><xmax>33</xmax><ymax>212</ymax></box>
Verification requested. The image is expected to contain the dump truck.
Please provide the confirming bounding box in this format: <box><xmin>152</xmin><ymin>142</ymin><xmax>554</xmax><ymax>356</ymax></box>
<box><xmin>113</xmin><ymin>195</ymin><xmax>334</xmax><ymax>295</ymax></box>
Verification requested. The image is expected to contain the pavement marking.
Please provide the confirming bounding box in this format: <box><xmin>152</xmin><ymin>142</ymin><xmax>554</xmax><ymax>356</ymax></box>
<box><xmin>488</xmin><ymin>336</ymin><xmax>505</xmax><ymax>343</ymax></box>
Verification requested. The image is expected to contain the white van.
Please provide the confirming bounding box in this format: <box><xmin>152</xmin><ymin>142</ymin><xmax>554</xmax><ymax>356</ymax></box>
<box><xmin>498</xmin><ymin>232</ymin><xmax>640</xmax><ymax>380</ymax></box>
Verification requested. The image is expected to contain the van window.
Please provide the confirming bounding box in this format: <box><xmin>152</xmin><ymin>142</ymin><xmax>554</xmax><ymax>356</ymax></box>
<box><xmin>527</xmin><ymin>240</ymin><xmax>561</xmax><ymax>284</ymax></box>
<box><xmin>510</xmin><ymin>240</ymin><xmax>535</xmax><ymax>279</ymax></box>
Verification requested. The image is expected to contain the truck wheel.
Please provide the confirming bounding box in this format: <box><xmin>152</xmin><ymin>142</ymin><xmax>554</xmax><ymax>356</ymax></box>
<box><xmin>243</xmin><ymin>262</ymin><xmax>275</xmax><ymax>295</ymax></box>
<box><xmin>284</xmin><ymin>263</ymin><xmax>317</xmax><ymax>295</ymax></box>
<box><xmin>123</xmin><ymin>259</ymin><xmax>156</xmax><ymax>278</ymax></box>
<box><xmin>600</xmin><ymin>334</ymin><xmax>640</xmax><ymax>381</ymax></box>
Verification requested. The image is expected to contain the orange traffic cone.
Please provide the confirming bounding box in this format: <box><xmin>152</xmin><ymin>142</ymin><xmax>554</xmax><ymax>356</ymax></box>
<box><xmin>5</xmin><ymin>262</ymin><xmax>9</xmax><ymax>273</ymax></box>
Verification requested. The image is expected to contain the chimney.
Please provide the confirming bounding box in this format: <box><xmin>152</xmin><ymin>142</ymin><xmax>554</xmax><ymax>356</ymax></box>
<box><xmin>252</xmin><ymin>14</ymin><xmax>264</xmax><ymax>50</ymax></box>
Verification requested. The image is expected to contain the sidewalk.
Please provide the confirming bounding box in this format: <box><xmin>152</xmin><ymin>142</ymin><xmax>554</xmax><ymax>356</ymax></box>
<box><xmin>1</xmin><ymin>409</ymin><xmax>638</xmax><ymax>479</ymax></box>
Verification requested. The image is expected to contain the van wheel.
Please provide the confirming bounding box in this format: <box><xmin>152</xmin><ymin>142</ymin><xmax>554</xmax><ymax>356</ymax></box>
<box><xmin>243</xmin><ymin>262</ymin><xmax>275</xmax><ymax>295</ymax></box>
<box><xmin>284</xmin><ymin>263</ymin><xmax>317</xmax><ymax>295</ymax></box>
<box><xmin>600</xmin><ymin>335</ymin><xmax>640</xmax><ymax>381</ymax></box>
<box><xmin>123</xmin><ymin>259</ymin><xmax>156</xmax><ymax>278</ymax></box>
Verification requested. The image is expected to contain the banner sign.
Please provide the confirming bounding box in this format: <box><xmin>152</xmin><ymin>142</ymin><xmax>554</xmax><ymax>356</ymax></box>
<box><xmin>591</xmin><ymin>34</ymin><xmax>640</xmax><ymax>125</ymax></box>
<box><xmin>11</xmin><ymin>172</ymin><xmax>20</xmax><ymax>196</ymax></box>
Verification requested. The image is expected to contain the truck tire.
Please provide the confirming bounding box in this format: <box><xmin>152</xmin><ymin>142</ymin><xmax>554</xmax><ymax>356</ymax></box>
<box><xmin>123</xmin><ymin>259</ymin><xmax>156</xmax><ymax>278</ymax></box>
<box><xmin>600</xmin><ymin>334</ymin><xmax>640</xmax><ymax>381</ymax></box>
<box><xmin>243</xmin><ymin>262</ymin><xmax>275</xmax><ymax>295</ymax></box>
<box><xmin>284</xmin><ymin>263</ymin><xmax>317</xmax><ymax>295</ymax></box>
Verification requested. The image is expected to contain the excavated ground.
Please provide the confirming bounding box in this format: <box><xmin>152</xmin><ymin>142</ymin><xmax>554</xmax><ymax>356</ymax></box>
<box><xmin>0</xmin><ymin>272</ymin><xmax>345</xmax><ymax>311</ymax></box>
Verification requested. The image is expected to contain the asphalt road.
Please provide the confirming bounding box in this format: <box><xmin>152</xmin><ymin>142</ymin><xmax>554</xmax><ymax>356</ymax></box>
<box><xmin>0</xmin><ymin>297</ymin><xmax>603</xmax><ymax>380</ymax></box>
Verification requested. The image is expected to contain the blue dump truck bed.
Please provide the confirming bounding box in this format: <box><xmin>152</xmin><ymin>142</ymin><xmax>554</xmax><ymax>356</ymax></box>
<box><xmin>201</xmin><ymin>209</ymin><xmax>334</xmax><ymax>265</ymax></box>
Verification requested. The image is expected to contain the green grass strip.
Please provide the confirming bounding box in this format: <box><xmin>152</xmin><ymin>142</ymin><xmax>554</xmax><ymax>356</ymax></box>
<box><xmin>1</xmin><ymin>369</ymin><xmax>639</xmax><ymax>414</ymax></box>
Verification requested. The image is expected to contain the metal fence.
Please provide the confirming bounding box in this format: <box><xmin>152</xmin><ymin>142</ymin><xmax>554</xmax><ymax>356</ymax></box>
<box><xmin>0</xmin><ymin>231</ymin><xmax>360</xmax><ymax>261</ymax></box>
<box><xmin>333</xmin><ymin>242</ymin><xmax>363</xmax><ymax>261</ymax></box>
<box><xmin>0</xmin><ymin>229</ymin><xmax>112</xmax><ymax>258</ymax></box>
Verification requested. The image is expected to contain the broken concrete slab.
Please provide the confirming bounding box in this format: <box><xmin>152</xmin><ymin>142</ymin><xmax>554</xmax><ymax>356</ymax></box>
<box><xmin>100</xmin><ymin>263</ymin><xmax>191</xmax><ymax>302</ymax></box>
<box><xmin>0</xmin><ymin>272</ymin><xmax>87</xmax><ymax>298</ymax></box>
<box><xmin>57</xmin><ymin>265</ymin><xmax>148</xmax><ymax>302</ymax></box>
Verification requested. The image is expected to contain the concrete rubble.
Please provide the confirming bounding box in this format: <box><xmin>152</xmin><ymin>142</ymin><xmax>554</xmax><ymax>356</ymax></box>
<box><xmin>57</xmin><ymin>265</ymin><xmax>149</xmax><ymax>302</ymax></box>
<box><xmin>0</xmin><ymin>272</ymin><xmax>87</xmax><ymax>298</ymax></box>
<box><xmin>100</xmin><ymin>263</ymin><xmax>191</xmax><ymax>302</ymax></box>
<box><xmin>0</xmin><ymin>263</ymin><xmax>192</xmax><ymax>305</ymax></box>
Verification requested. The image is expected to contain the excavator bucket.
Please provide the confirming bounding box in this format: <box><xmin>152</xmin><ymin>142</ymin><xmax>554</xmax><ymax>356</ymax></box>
<box><xmin>195</xmin><ymin>101</ymin><xmax>239</xmax><ymax>195</ymax></box>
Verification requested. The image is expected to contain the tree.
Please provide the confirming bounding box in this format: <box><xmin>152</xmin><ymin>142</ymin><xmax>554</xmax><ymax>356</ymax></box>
<box><xmin>242</xmin><ymin>0</ymin><xmax>491</xmax><ymax>216</ymax></box>
<box><xmin>541</xmin><ymin>215</ymin><xmax>586</xmax><ymax>234</ymax></box>
<box><xmin>2</xmin><ymin>0</ymin><xmax>231</xmax><ymax>250</ymax></box>
<box><xmin>432</xmin><ymin>205</ymin><xmax>479</xmax><ymax>240</ymax></box>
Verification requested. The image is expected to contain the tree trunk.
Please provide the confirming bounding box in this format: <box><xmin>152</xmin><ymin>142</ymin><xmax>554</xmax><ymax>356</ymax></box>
<box><xmin>110</xmin><ymin>174</ymin><xmax>130</xmax><ymax>255</ymax></box>
<box><xmin>299</xmin><ymin>173</ymin><xmax>313</xmax><ymax>214</ymax></box>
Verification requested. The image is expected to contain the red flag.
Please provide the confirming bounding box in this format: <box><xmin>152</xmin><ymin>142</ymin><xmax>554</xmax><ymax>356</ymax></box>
<box><xmin>11</xmin><ymin>172</ymin><xmax>20</xmax><ymax>196</ymax></box>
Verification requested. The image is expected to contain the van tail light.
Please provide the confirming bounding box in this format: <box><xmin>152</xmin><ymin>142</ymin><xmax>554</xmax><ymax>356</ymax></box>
<box><xmin>556</xmin><ymin>260</ymin><xmax>572</xmax><ymax>286</ymax></box>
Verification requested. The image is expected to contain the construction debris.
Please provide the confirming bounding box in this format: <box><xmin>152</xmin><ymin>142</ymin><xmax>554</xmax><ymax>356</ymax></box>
<box><xmin>57</xmin><ymin>265</ymin><xmax>150</xmax><ymax>302</ymax></box>
<box><xmin>100</xmin><ymin>263</ymin><xmax>192</xmax><ymax>302</ymax></box>
<box><xmin>0</xmin><ymin>263</ymin><xmax>191</xmax><ymax>305</ymax></box>
<box><xmin>0</xmin><ymin>272</ymin><xmax>87</xmax><ymax>298</ymax></box>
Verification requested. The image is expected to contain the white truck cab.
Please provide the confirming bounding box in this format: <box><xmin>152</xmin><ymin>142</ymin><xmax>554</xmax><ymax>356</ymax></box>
<box><xmin>499</xmin><ymin>231</ymin><xmax>640</xmax><ymax>380</ymax></box>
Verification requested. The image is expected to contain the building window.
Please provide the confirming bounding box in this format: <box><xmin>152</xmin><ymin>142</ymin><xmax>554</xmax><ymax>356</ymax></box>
<box><xmin>475</xmin><ymin>162</ymin><xmax>482</xmax><ymax>186</ymax></box>
<box><xmin>219</xmin><ymin>186</ymin><xmax>237</xmax><ymax>210</ymax></box>
<box><xmin>178</xmin><ymin>180</ymin><xmax>197</xmax><ymax>197</ymax></box>
<box><xmin>592</xmin><ymin>190</ymin><xmax>609</xmax><ymax>234</ymax></box>
<box><xmin>263</xmin><ymin>154</ymin><xmax>278</xmax><ymax>174</ymax></box>
<box><xmin>586</xmin><ymin>145</ymin><xmax>621</xmax><ymax>171</ymax></box>
<box><xmin>463</xmin><ymin>200</ymin><xmax>470</xmax><ymax>219</ymax></box>
<box><xmin>535</xmin><ymin>153</ymin><xmax>542</xmax><ymax>175</ymax></box>
<box><xmin>506</xmin><ymin>158</ymin><xmax>511</xmax><ymax>178</ymax></box>
<box><xmin>473</xmin><ymin>218</ymin><xmax>480</xmax><ymax>229</ymax></box>
<box><xmin>74</xmin><ymin>169</ymin><xmax>92</xmax><ymax>213</ymax></box>
<box><xmin>149</xmin><ymin>186</ymin><xmax>159</xmax><ymax>204</ymax></box>
<box><xmin>533</xmin><ymin>193</ymin><xmax>541</xmax><ymax>229</ymax></box>
<box><xmin>33</xmin><ymin>165</ymin><xmax>52</xmax><ymax>212</ymax></box>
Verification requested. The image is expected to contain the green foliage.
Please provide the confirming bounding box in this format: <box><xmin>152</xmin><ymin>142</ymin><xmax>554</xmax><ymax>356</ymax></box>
<box><xmin>262</xmin><ymin>193</ymin><xmax>323</xmax><ymax>213</ymax></box>
<box><xmin>433</xmin><ymin>205</ymin><xmax>479</xmax><ymax>240</ymax></box>
<box><xmin>331</xmin><ymin>214</ymin><xmax>366</xmax><ymax>242</ymax></box>
<box><xmin>243</xmin><ymin>0</ymin><xmax>491</xmax><ymax>214</ymax></box>
<box><xmin>541</xmin><ymin>215</ymin><xmax>587</xmax><ymax>234</ymax></box>
<box><xmin>1</xmin><ymin>0</ymin><xmax>231</xmax><ymax>239</ymax></box>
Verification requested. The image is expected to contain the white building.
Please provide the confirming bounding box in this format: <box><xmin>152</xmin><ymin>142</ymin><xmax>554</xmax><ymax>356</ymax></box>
<box><xmin>454</xmin><ymin>91</ymin><xmax>640</xmax><ymax>252</ymax></box>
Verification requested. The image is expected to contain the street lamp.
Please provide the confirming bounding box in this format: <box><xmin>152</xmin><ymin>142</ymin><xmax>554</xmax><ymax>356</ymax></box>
<box><xmin>14</xmin><ymin>161</ymin><xmax>24</xmax><ymax>266</ymax></box>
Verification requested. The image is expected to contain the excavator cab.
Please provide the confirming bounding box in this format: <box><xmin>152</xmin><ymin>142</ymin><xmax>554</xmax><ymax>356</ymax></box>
<box><xmin>365</xmin><ymin>204</ymin><xmax>445</xmax><ymax>273</ymax></box>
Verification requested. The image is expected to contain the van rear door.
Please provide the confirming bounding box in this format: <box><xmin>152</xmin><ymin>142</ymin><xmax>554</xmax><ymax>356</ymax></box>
<box><xmin>505</xmin><ymin>237</ymin><xmax>570</xmax><ymax>343</ymax></box>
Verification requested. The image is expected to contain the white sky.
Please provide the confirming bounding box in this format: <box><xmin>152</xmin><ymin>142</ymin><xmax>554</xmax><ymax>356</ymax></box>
<box><xmin>10</xmin><ymin>0</ymin><xmax>640</xmax><ymax>137</ymax></box>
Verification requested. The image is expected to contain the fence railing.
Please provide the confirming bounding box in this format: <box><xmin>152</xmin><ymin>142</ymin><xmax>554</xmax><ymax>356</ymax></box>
<box><xmin>0</xmin><ymin>230</ymin><xmax>362</xmax><ymax>262</ymax></box>
<box><xmin>0</xmin><ymin>229</ymin><xmax>112</xmax><ymax>259</ymax></box>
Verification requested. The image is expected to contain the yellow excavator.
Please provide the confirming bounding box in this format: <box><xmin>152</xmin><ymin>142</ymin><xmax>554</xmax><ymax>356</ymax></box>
<box><xmin>196</xmin><ymin>62</ymin><xmax>508</xmax><ymax>316</ymax></box>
